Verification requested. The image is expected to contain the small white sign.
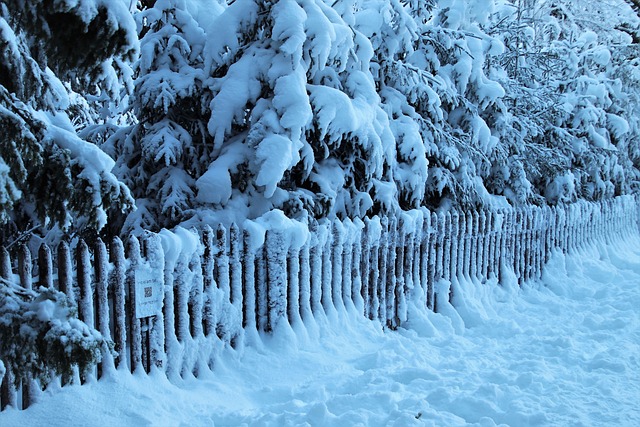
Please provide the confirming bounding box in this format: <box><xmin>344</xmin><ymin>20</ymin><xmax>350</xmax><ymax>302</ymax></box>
<box><xmin>134</xmin><ymin>264</ymin><xmax>163</xmax><ymax>318</ymax></box>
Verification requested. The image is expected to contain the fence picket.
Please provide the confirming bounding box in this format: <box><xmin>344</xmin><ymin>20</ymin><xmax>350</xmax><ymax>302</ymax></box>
<box><xmin>342</xmin><ymin>223</ymin><xmax>354</xmax><ymax>312</ymax></box>
<box><xmin>215</xmin><ymin>225</ymin><xmax>230</xmax><ymax>305</ymax></box>
<box><xmin>369</xmin><ymin>221</ymin><xmax>380</xmax><ymax>320</ymax></box>
<box><xmin>94</xmin><ymin>238</ymin><xmax>112</xmax><ymax>376</ymax></box>
<box><xmin>427</xmin><ymin>213</ymin><xmax>437</xmax><ymax>311</ymax></box>
<box><xmin>332</xmin><ymin>221</ymin><xmax>345</xmax><ymax>312</ymax></box>
<box><xmin>309</xmin><ymin>224</ymin><xmax>322</xmax><ymax>319</ymax></box>
<box><xmin>57</xmin><ymin>242</ymin><xmax>73</xmax><ymax>305</ymax></box>
<box><xmin>434</xmin><ymin>213</ymin><xmax>445</xmax><ymax>310</ymax></box>
<box><xmin>361</xmin><ymin>220</ymin><xmax>372</xmax><ymax>319</ymax></box>
<box><xmin>230</xmin><ymin>224</ymin><xmax>243</xmax><ymax>318</ymax></box>
<box><xmin>298</xmin><ymin>236</ymin><xmax>312</xmax><ymax>324</ymax></box>
<box><xmin>0</xmin><ymin>247</ymin><xmax>17</xmax><ymax>410</ymax></box>
<box><xmin>110</xmin><ymin>238</ymin><xmax>127</xmax><ymax>370</ymax></box>
<box><xmin>242</xmin><ymin>230</ymin><xmax>257</xmax><ymax>330</ymax></box>
<box><xmin>256</xmin><ymin>244</ymin><xmax>268</xmax><ymax>332</ymax></box>
<box><xmin>126</xmin><ymin>236</ymin><xmax>143</xmax><ymax>373</ymax></box>
<box><xmin>393</xmin><ymin>217</ymin><xmax>405</xmax><ymax>328</ymax></box>
<box><xmin>378</xmin><ymin>217</ymin><xmax>389</xmax><ymax>322</ymax></box>
<box><xmin>351</xmin><ymin>223</ymin><xmax>364</xmax><ymax>315</ymax></box>
<box><xmin>287</xmin><ymin>243</ymin><xmax>302</xmax><ymax>327</ymax></box>
<box><xmin>38</xmin><ymin>244</ymin><xmax>53</xmax><ymax>289</ymax></box>
<box><xmin>321</xmin><ymin>224</ymin><xmax>335</xmax><ymax>317</ymax></box>
<box><xmin>443</xmin><ymin>213</ymin><xmax>452</xmax><ymax>283</ymax></box>
<box><xmin>386</xmin><ymin>216</ymin><xmax>398</xmax><ymax>327</ymax></box>
<box><xmin>266</xmin><ymin>229</ymin><xmax>288</xmax><ymax>331</ymax></box>
<box><xmin>481</xmin><ymin>211</ymin><xmax>490</xmax><ymax>281</ymax></box>
<box><xmin>202</xmin><ymin>226</ymin><xmax>216</xmax><ymax>338</ymax></box>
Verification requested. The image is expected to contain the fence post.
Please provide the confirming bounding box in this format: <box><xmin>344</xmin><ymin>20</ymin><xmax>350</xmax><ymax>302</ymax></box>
<box><xmin>532</xmin><ymin>208</ymin><xmax>541</xmax><ymax>280</ymax></box>
<box><xmin>57</xmin><ymin>242</ymin><xmax>74</xmax><ymax>305</ymax></box>
<box><xmin>504</xmin><ymin>209</ymin><xmax>512</xmax><ymax>278</ymax></box>
<box><xmin>470</xmin><ymin>212</ymin><xmax>479</xmax><ymax>280</ymax></box>
<box><xmin>126</xmin><ymin>236</ymin><xmax>143</xmax><ymax>373</ymax></box>
<box><xmin>442</xmin><ymin>213</ymin><xmax>452</xmax><ymax>283</ymax></box>
<box><xmin>477</xmin><ymin>211</ymin><xmax>486</xmax><ymax>281</ymax></box>
<box><xmin>74</xmin><ymin>240</ymin><xmax>92</xmax><ymax>327</ymax></box>
<box><xmin>287</xmin><ymin>241</ymin><xmax>302</xmax><ymax>327</ymax></box>
<box><xmin>513</xmin><ymin>210</ymin><xmax>523</xmax><ymax>284</ymax></box>
<box><xmin>548</xmin><ymin>206</ymin><xmax>557</xmax><ymax>257</ymax></box>
<box><xmin>298</xmin><ymin>234</ymin><xmax>312</xmax><ymax>323</ymax></box>
<box><xmin>309</xmin><ymin>223</ymin><xmax>322</xmax><ymax>320</ymax></box>
<box><xmin>320</xmin><ymin>224</ymin><xmax>335</xmax><ymax>317</ymax></box>
<box><xmin>229</xmin><ymin>224</ymin><xmax>243</xmax><ymax>322</ymax></box>
<box><xmin>418</xmin><ymin>214</ymin><xmax>429</xmax><ymax>303</ymax></box>
<box><xmin>94</xmin><ymin>238</ymin><xmax>113</xmax><ymax>376</ymax></box>
<box><xmin>189</xmin><ymin>249</ymin><xmax>204</xmax><ymax>349</ymax></box>
<box><xmin>521</xmin><ymin>210</ymin><xmax>529</xmax><ymax>282</ymax></box>
<box><xmin>434</xmin><ymin>213</ymin><xmax>445</xmax><ymax>311</ymax></box>
<box><xmin>402</xmin><ymin>217</ymin><xmax>415</xmax><ymax>324</ymax></box>
<box><xmin>485</xmin><ymin>211</ymin><xmax>496</xmax><ymax>280</ymax></box>
<box><xmin>393</xmin><ymin>217</ymin><xmax>405</xmax><ymax>328</ymax></box>
<box><xmin>38</xmin><ymin>244</ymin><xmax>53</xmax><ymax>289</ymax></box>
<box><xmin>18</xmin><ymin>244</ymin><xmax>32</xmax><ymax>292</ymax></box>
<box><xmin>76</xmin><ymin>240</ymin><xmax>94</xmax><ymax>341</ymax></box>
<box><xmin>110</xmin><ymin>237</ymin><xmax>127</xmax><ymax>371</ymax></box>
<box><xmin>386</xmin><ymin>216</ymin><xmax>397</xmax><ymax>327</ymax></box>
<box><xmin>562</xmin><ymin>206</ymin><xmax>570</xmax><ymax>253</ymax></box>
<box><xmin>427</xmin><ymin>213</ymin><xmax>437</xmax><ymax>311</ymax></box>
<box><xmin>256</xmin><ymin>241</ymin><xmax>268</xmax><ymax>332</ymax></box>
<box><xmin>369</xmin><ymin>221</ymin><xmax>380</xmax><ymax>320</ymax></box>
<box><xmin>521</xmin><ymin>209</ymin><xmax>529</xmax><ymax>283</ymax></box>
<box><xmin>463</xmin><ymin>212</ymin><xmax>472</xmax><ymax>279</ymax></box>
<box><xmin>351</xmin><ymin>221</ymin><xmax>364</xmax><ymax>315</ymax></box>
<box><xmin>377</xmin><ymin>217</ymin><xmax>389</xmax><ymax>322</ymax></box>
<box><xmin>202</xmin><ymin>226</ymin><xmax>216</xmax><ymax>339</ymax></box>
<box><xmin>174</xmin><ymin>248</ymin><xmax>191</xmax><ymax>345</ymax></box>
<box><xmin>215</xmin><ymin>225</ymin><xmax>230</xmax><ymax>305</ymax></box>
<box><xmin>265</xmin><ymin>229</ymin><xmax>287</xmax><ymax>331</ymax></box>
<box><xmin>242</xmin><ymin>229</ymin><xmax>257</xmax><ymax>330</ymax></box>
<box><xmin>410</xmin><ymin>214</ymin><xmax>422</xmax><ymax>300</ymax></box>
<box><xmin>342</xmin><ymin>222</ymin><xmax>354</xmax><ymax>312</ymax></box>
<box><xmin>481</xmin><ymin>211</ymin><xmax>490</xmax><ymax>281</ymax></box>
<box><xmin>449</xmin><ymin>212</ymin><xmax>459</xmax><ymax>282</ymax></box>
<box><xmin>361</xmin><ymin>220</ymin><xmax>372</xmax><ymax>319</ymax></box>
<box><xmin>332</xmin><ymin>221</ymin><xmax>345</xmax><ymax>312</ymax></box>
<box><xmin>0</xmin><ymin>247</ymin><xmax>17</xmax><ymax>410</ymax></box>
<box><xmin>146</xmin><ymin>234</ymin><xmax>167</xmax><ymax>372</ymax></box>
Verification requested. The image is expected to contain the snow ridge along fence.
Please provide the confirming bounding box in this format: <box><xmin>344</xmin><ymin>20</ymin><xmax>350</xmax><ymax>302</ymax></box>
<box><xmin>1</xmin><ymin>196</ymin><xmax>639</xmax><ymax>410</ymax></box>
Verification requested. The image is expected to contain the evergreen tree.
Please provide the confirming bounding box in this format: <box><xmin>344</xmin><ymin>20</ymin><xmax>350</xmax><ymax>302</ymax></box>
<box><xmin>0</xmin><ymin>279</ymin><xmax>107</xmax><ymax>386</ymax></box>
<box><xmin>0</xmin><ymin>0</ymin><xmax>137</xmax><ymax>242</ymax></box>
<box><xmin>196</xmin><ymin>0</ymin><xmax>410</xmax><ymax>222</ymax></box>
<box><xmin>399</xmin><ymin>0</ymin><xmax>508</xmax><ymax>209</ymax></box>
<box><xmin>103</xmin><ymin>0</ymin><xmax>215</xmax><ymax>234</ymax></box>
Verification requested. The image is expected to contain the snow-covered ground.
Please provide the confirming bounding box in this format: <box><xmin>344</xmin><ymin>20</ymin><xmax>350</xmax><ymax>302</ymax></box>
<box><xmin>2</xmin><ymin>235</ymin><xmax>640</xmax><ymax>426</ymax></box>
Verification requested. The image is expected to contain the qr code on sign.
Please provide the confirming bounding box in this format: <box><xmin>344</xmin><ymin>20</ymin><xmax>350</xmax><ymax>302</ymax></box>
<box><xmin>144</xmin><ymin>287</ymin><xmax>153</xmax><ymax>298</ymax></box>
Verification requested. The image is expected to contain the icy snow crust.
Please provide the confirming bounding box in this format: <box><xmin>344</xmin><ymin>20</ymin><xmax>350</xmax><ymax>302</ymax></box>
<box><xmin>2</xmin><ymin>237</ymin><xmax>640</xmax><ymax>425</ymax></box>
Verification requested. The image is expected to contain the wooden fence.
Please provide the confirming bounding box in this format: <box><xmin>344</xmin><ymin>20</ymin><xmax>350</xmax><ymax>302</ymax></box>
<box><xmin>0</xmin><ymin>196</ymin><xmax>639</xmax><ymax>410</ymax></box>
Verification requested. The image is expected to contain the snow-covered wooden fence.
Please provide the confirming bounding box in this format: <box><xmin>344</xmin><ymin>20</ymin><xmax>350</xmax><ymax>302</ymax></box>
<box><xmin>1</xmin><ymin>196</ymin><xmax>638</xmax><ymax>410</ymax></box>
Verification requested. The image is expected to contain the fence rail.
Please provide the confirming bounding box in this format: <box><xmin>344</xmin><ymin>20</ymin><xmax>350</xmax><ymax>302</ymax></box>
<box><xmin>1</xmin><ymin>196</ymin><xmax>639</xmax><ymax>410</ymax></box>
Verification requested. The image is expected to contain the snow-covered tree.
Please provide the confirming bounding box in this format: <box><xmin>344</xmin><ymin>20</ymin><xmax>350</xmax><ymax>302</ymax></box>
<box><xmin>0</xmin><ymin>280</ymin><xmax>107</xmax><ymax>385</ymax></box>
<box><xmin>195</xmin><ymin>0</ymin><xmax>413</xmax><ymax>222</ymax></box>
<box><xmin>103</xmin><ymin>0</ymin><xmax>216</xmax><ymax>234</ymax></box>
<box><xmin>353</xmin><ymin>0</ymin><xmax>429</xmax><ymax>211</ymax></box>
<box><xmin>389</xmin><ymin>0</ymin><xmax>508</xmax><ymax>209</ymax></box>
<box><xmin>492</xmin><ymin>0</ymin><xmax>640</xmax><ymax>204</ymax></box>
<box><xmin>0</xmin><ymin>0</ymin><xmax>137</xmax><ymax>242</ymax></box>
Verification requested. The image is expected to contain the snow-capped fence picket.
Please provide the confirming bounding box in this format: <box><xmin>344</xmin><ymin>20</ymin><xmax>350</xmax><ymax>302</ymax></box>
<box><xmin>1</xmin><ymin>195</ymin><xmax>639</xmax><ymax>410</ymax></box>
